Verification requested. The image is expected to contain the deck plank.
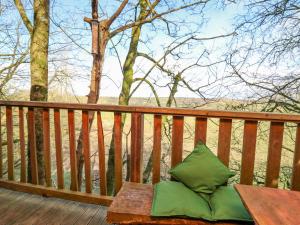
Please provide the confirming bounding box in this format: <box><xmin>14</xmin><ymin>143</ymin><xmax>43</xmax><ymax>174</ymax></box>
<box><xmin>0</xmin><ymin>188</ymin><xmax>110</xmax><ymax>225</ymax></box>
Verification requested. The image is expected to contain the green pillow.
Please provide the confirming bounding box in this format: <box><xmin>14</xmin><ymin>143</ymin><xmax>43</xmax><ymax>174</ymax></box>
<box><xmin>210</xmin><ymin>186</ymin><xmax>253</xmax><ymax>222</ymax></box>
<box><xmin>169</xmin><ymin>142</ymin><xmax>235</xmax><ymax>194</ymax></box>
<box><xmin>151</xmin><ymin>181</ymin><xmax>212</xmax><ymax>221</ymax></box>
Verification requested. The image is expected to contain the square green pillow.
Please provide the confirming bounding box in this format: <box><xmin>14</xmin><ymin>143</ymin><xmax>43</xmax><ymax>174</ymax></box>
<box><xmin>169</xmin><ymin>141</ymin><xmax>235</xmax><ymax>194</ymax></box>
<box><xmin>151</xmin><ymin>181</ymin><xmax>212</xmax><ymax>221</ymax></box>
<box><xmin>210</xmin><ymin>186</ymin><xmax>253</xmax><ymax>222</ymax></box>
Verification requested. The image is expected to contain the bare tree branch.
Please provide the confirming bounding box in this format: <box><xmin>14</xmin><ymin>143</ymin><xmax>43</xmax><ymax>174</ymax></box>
<box><xmin>14</xmin><ymin>0</ymin><xmax>33</xmax><ymax>34</ymax></box>
<box><xmin>110</xmin><ymin>0</ymin><xmax>209</xmax><ymax>38</ymax></box>
<box><xmin>106</xmin><ymin>0</ymin><xmax>129</xmax><ymax>27</ymax></box>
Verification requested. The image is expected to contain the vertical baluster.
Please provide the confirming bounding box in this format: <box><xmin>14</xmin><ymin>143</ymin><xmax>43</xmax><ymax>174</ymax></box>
<box><xmin>28</xmin><ymin>108</ymin><xmax>38</xmax><ymax>184</ymax></box>
<box><xmin>217</xmin><ymin>119</ymin><xmax>232</xmax><ymax>166</ymax></box>
<box><xmin>130</xmin><ymin>113</ymin><xmax>144</xmax><ymax>183</ymax></box>
<box><xmin>152</xmin><ymin>115</ymin><xmax>162</xmax><ymax>184</ymax></box>
<box><xmin>68</xmin><ymin>109</ymin><xmax>78</xmax><ymax>191</ymax></box>
<box><xmin>97</xmin><ymin>111</ymin><xmax>106</xmax><ymax>195</ymax></box>
<box><xmin>0</xmin><ymin>107</ymin><xmax>2</xmax><ymax>178</ymax></box>
<box><xmin>114</xmin><ymin>112</ymin><xmax>122</xmax><ymax>193</ymax></box>
<box><xmin>265</xmin><ymin>122</ymin><xmax>284</xmax><ymax>188</ymax></box>
<box><xmin>291</xmin><ymin>123</ymin><xmax>300</xmax><ymax>191</ymax></box>
<box><xmin>171</xmin><ymin>116</ymin><xmax>184</xmax><ymax>168</ymax></box>
<box><xmin>54</xmin><ymin>109</ymin><xmax>64</xmax><ymax>189</ymax></box>
<box><xmin>194</xmin><ymin>117</ymin><xmax>207</xmax><ymax>146</ymax></box>
<box><xmin>19</xmin><ymin>107</ymin><xmax>26</xmax><ymax>182</ymax></box>
<box><xmin>240</xmin><ymin>120</ymin><xmax>258</xmax><ymax>185</ymax></box>
<box><xmin>6</xmin><ymin>106</ymin><xmax>14</xmax><ymax>180</ymax></box>
<box><xmin>43</xmin><ymin>108</ymin><xmax>51</xmax><ymax>187</ymax></box>
<box><xmin>82</xmin><ymin>110</ymin><xmax>91</xmax><ymax>193</ymax></box>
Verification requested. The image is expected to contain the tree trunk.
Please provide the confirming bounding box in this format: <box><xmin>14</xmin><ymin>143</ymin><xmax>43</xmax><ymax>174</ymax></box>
<box><xmin>142</xmin><ymin>74</ymin><xmax>181</xmax><ymax>182</ymax></box>
<box><xmin>106</xmin><ymin>0</ymin><xmax>148</xmax><ymax>195</ymax></box>
<box><xmin>76</xmin><ymin>0</ymin><xmax>109</xmax><ymax>189</ymax></box>
<box><xmin>27</xmin><ymin>0</ymin><xmax>50</xmax><ymax>185</ymax></box>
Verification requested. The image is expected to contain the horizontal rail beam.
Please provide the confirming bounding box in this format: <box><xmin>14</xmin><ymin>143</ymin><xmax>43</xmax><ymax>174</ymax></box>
<box><xmin>0</xmin><ymin>101</ymin><xmax>300</xmax><ymax>122</ymax></box>
<box><xmin>0</xmin><ymin>179</ymin><xmax>113</xmax><ymax>206</ymax></box>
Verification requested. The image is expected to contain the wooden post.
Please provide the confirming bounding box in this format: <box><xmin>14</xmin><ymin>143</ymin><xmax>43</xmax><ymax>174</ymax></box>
<box><xmin>171</xmin><ymin>116</ymin><xmax>184</xmax><ymax>168</ymax></box>
<box><xmin>217</xmin><ymin>119</ymin><xmax>232</xmax><ymax>166</ymax></box>
<box><xmin>114</xmin><ymin>112</ymin><xmax>122</xmax><ymax>193</ymax></box>
<box><xmin>130</xmin><ymin>113</ymin><xmax>144</xmax><ymax>183</ymax></box>
<box><xmin>292</xmin><ymin>123</ymin><xmax>300</xmax><ymax>191</ymax></box>
<box><xmin>28</xmin><ymin>108</ymin><xmax>38</xmax><ymax>184</ymax></box>
<box><xmin>0</xmin><ymin>107</ymin><xmax>2</xmax><ymax>178</ymax></box>
<box><xmin>19</xmin><ymin>107</ymin><xmax>26</xmax><ymax>183</ymax></box>
<box><xmin>54</xmin><ymin>109</ymin><xmax>64</xmax><ymax>189</ymax></box>
<box><xmin>265</xmin><ymin>122</ymin><xmax>284</xmax><ymax>188</ymax></box>
<box><xmin>6</xmin><ymin>106</ymin><xmax>14</xmax><ymax>181</ymax></box>
<box><xmin>240</xmin><ymin>120</ymin><xmax>258</xmax><ymax>185</ymax></box>
<box><xmin>152</xmin><ymin>115</ymin><xmax>162</xmax><ymax>184</ymax></box>
<box><xmin>194</xmin><ymin>117</ymin><xmax>207</xmax><ymax>146</ymax></box>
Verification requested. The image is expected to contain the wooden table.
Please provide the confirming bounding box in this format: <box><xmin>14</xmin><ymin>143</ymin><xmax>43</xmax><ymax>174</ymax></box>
<box><xmin>235</xmin><ymin>184</ymin><xmax>300</xmax><ymax>225</ymax></box>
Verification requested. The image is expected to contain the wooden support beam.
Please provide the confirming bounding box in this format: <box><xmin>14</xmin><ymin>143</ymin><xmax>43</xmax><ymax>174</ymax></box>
<box><xmin>114</xmin><ymin>112</ymin><xmax>122</xmax><ymax>193</ymax></box>
<box><xmin>6</xmin><ymin>106</ymin><xmax>14</xmax><ymax>181</ymax></box>
<box><xmin>240</xmin><ymin>120</ymin><xmax>258</xmax><ymax>185</ymax></box>
<box><xmin>130</xmin><ymin>113</ymin><xmax>144</xmax><ymax>183</ymax></box>
<box><xmin>217</xmin><ymin>119</ymin><xmax>232</xmax><ymax>166</ymax></box>
<box><xmin>19</xmin><ymin>107</ymin><xmax>26</xmax><ymax>183</ymax></box>
<box><xmin>194</xmin><ymin>117</ymin><xmax>207</xmax><ymax>145</ymax></box>
<box><xmin>28</xmin><ymin>108</ymin><xmax>38</xmax><ymax>184</ymax></box>
<box><xmin>265</xmin><ymin>122</ymin><xmax>284</xmax><ymax>188</ymax></box>
<box><xmin>171</xmin><ymin>116</ymin><xmax>184</xmax><ymax>168</ymax></box>
<box><xmin>152</xmin><ymin>115</ymin><xmax>162</xmax><ymax>184</ymax></box>
<box><xmin>0</xmin><ymin>179</ymin><xmax>113</xmax><ymax>206</ymax></box>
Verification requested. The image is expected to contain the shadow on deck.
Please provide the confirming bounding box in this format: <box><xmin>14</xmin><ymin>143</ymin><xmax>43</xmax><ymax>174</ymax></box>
<box><xmin>0</xmin><ymin>188</ymin><xmax>111</xmax><ymax>225</ymax></box>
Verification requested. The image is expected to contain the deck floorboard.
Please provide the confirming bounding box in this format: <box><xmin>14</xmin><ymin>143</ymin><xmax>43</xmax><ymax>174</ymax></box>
<box><xmin>0</xmin><ymin>188</ymin><xmax>110</xmax><ymax>225</ymax></box>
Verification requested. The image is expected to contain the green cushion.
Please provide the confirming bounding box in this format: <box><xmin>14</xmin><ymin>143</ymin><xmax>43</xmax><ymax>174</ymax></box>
<box><xmin>151</xmin><ymin>181</ymin><xmax>212</xmax><ymax>221</ymax></box>
<box><xmin>169</xmin><ymin>142</ymin><xmax>235</xmax><ymax>194</ymax></box>
<box><xmin>210</xmin><ymin>186</ymin><xmax>253</xmax><ymax>222</ymax></box>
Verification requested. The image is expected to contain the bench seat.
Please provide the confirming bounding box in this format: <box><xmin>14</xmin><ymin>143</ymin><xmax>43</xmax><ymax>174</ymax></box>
<box><xmin>107</xmin><ymin>182</ymin><xmax>252</xmax><ymax>225</ymax></box>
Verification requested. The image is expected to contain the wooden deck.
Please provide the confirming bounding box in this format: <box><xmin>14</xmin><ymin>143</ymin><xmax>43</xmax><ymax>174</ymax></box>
<box><xmin>0</xmin><ymin>188</ymin><xmax>111</xmax><ymax>225</ymax></box>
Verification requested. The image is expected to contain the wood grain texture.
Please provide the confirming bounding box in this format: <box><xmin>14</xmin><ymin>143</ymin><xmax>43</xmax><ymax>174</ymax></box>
<box><xmin>42</xmin><ymin>108</ymin><xmax>51</xmax><ymax>187</ymax></box>
<box><xmin>152</xmin><ymin>115</ymin><xmax>162</xmax><ymax>184</ymax></box>
<box><xmin>54</xmin><ymin>109</ymin><xmax>64</xmax><ymax>189</ymax></box>
<box><xmin>107</xmin><ymin>182</ymin><xmax>249</xmax><ymax>225</ymax></box>
<box><xmin>265</xmin><ymin>122</ymin><xmax>284</xmax><ymax>188</ymax></box>
<box><xmin>194</xmin><ymin>117</ymin><xmax>207</xmax><ymax>145</ymax></box>
<box><xmin>6</xmin><ymin>106</ymin><xmax>14</xmax><ymax>180</ymax></box>
<box><xmin>28</xmin><ymin>108</ymin><xmax>38</xmax><ymax>184</ymax></box>
<box><xmin>292</xmin><ymin>123</ymin><xmax>300</xmax><ymax>191</ymax></box>
<box><xmin>130</xmin><ymin>113</ymin><xmax>144</xmax><ymax>183</ymax></box>
<box><xmin>1</xmin><ymin>100</ymin><xmax>300</xmax><ymax>122</ymax></box>
<box><xmin>171</xmin><ymin>116</ymin><xmax>184</xmax><ymax>168</ymax></box>
<box><xmin>217</xmin><ymin>119</ymin><xmax>232</xmax><ymax>166</ymax></box>
<box><xmin>0</xmin><ymin>107</ymin><xmax>2</xmax><ymax>178</ymax></box>
<box><xmin>114</xmin><ymin>112</ymin><xmax>122</xmax><ymax>193</ymax></box>
<box><xmin>240</xmin><ymin>120</ymin><xmax>258</xmax><ymax>185</ymax></box>
<box><xmin>68</xmin><ymin>109</ymin><xmax>78</xmax><ymax>191</ymax></box>
<box><xmin>18</xmin><ymin>107</ymin><xmax>26</xmax><ymax>183</ymax></box>
<box><xmin>82</xmin><ymin>110</ymin><xmax>92</xmax><ymax>193</ymax></box>
<box><xmin>0</xmin><ymin>187</ymin><xmax>110</xmax><ymax>225</ymax></box>
<box><xmin>97</xmin><ymin>111</ymin><xmax>107</xmax><ymax>195</ymax></box>
<box><xmin>235</xmin><ymin>184</ymin><xmax>300</xmax><ymax>225</ymax></box>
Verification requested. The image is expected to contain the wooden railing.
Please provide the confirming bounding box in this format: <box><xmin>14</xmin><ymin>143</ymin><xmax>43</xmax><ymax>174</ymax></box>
<box><xmin>0</xmin><ymin>100</ymin><xmax>299</xmax><ymax>206</ymax></box>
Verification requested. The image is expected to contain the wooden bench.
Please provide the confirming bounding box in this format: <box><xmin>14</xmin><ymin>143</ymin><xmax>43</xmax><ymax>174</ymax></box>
<box><xmin>107</xmin><ymin>182</ymin><xmax>252</xmax><ymax>225</ymax></box>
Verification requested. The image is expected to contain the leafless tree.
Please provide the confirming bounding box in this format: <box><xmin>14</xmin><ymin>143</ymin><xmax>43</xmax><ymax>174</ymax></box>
<box><xmin>228</xmin><ymin>0</ymin><xmax>300</xmax><ymax>113</ymax></box>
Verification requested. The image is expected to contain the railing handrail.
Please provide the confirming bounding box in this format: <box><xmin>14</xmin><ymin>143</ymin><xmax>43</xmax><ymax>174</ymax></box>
<box><xmin>0</xmin><ymin>100</ymin><xmax>300</xmax><ymax>122</ymax></box>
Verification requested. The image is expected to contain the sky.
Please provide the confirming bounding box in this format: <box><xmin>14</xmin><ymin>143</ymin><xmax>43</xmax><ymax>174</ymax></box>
<box><xmin>1</xmin><ymin>0</ymin><xmax>246</xmax><ymax>100</ymax></box>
